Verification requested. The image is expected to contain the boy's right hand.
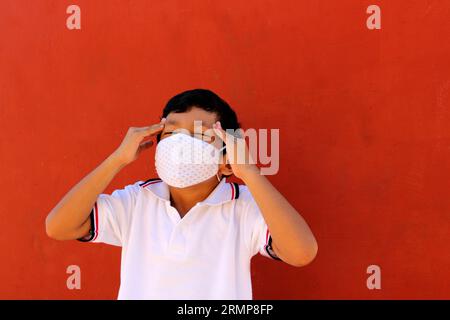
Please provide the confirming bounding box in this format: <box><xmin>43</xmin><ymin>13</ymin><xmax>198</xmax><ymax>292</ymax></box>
<box><xmin>111</xmin><ymin>118</ymin><xmax>166</xmax><ymax>167</ymax></box>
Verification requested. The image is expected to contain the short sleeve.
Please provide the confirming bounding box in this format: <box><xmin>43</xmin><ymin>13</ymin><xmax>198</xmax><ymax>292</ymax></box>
<box><xmin>244</xmin><ymin>195</ymin><xmax>282</xmax><ymax>261</ymax></box>
<box><xmin>77</xmin><ymin>180</ymin><xmax>143</xmax><ymax>246</ymax></box>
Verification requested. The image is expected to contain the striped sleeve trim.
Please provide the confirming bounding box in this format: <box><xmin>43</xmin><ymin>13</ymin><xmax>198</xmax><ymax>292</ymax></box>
<box><xmin>229</xmin><ymin>182</ymin><xmax>240</xmax><ymax>200</ymax></box>
<box><xmin>264</xmin><ymin>229</ymin><xmax>282</xmax><ymax>261</ymax></box>
<box><xmin>139</xmin><ymin>178</ymin><xmax>162</xmax><ymax>188</ymax></box>
<box><xmin>77</xmin><ymin>202</ymin><xmax>99</xmax><ymax>242</ymax></box>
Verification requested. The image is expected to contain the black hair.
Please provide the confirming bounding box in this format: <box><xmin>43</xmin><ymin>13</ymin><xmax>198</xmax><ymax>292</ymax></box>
<box><xmin>157</xmin><ymin>88</ymin><xmax>240</xmax><ymax>142</ymax></box>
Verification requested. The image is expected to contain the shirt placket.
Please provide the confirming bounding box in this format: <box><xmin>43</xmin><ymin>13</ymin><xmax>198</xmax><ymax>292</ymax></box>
<box><xmin>165</xmin><ymin>202</ymin><xmax>197</xmax><ymax>258</ymax></box>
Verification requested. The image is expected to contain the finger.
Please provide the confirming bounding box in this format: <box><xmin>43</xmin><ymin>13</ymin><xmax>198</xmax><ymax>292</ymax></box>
<box><xmin>214</xmin><ymin>122</ymin><xmax>250</xmax><ymax>165</ymax></box>
<box><xmin>137</xmin><ymin>117</ymin><xmax>166</xmax><ymax>131</ymax></box>
<box><xmin>213</xmin><ymin>121</ymin><xmax>238</xmax><ymax>163</ymax></box>
<box><xmin>138</xmin><ymin>140</ymin><xmax>154</xmax><ymax>150</ymax></box>
<box><xmin>213</xmin><ymin>121</ymin><xmax>239</xmax><ymax>144</ymax></box>
<box><xmin>138</xmin><ymin>118</ymin><xmax>166</xmax><ymax>136</ymax></box>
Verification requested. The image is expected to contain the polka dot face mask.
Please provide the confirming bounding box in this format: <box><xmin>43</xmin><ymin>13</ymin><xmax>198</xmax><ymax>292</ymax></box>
<box><xmin>155</xmin><ymin>132</ymin><xmax>222</xmax><ymax>188</ymax></box>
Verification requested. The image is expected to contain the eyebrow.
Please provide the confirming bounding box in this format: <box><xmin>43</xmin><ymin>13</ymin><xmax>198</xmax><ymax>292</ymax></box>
<box><xmin>165</xmin><ymin>119</ymin><xmax>178</xmax><ymax>125</ymax></box>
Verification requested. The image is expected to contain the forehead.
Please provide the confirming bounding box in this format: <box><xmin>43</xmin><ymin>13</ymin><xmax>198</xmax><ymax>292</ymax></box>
<box><xmin>164</xmin><ymin>107</ymin><xmax>218</xmax><ymax>129</ymax></box>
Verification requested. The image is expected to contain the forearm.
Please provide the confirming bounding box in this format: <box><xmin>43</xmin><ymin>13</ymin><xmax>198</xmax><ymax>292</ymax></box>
<box><xmin>45</xmin><ymin>153</ymin><xmax>125</xmax><ymax>240</ymax></box>
<box><xmin>242</xmin><ymin>168</ymin><xmax>318</xmax><ymax>266</ymax></box>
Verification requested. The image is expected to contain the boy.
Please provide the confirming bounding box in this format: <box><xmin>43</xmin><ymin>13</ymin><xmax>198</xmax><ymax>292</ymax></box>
<box><xmin>45</xmin><ymin>89</ymin><xmax>318</xmax><ymax>299</ymax></box>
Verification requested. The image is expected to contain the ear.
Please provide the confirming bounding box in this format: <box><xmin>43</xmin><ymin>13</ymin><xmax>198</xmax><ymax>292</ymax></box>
<box><xmin>218</xmin><ymin>154</ymin><xmax>233</xmax><ymax>177</ymax></box>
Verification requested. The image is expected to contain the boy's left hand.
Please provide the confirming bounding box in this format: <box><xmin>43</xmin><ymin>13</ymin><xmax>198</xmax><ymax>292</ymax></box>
<box><xmin>212</xmin><ymin>121</ymin><xmax>260</xmax><ymax>181</ymax></box>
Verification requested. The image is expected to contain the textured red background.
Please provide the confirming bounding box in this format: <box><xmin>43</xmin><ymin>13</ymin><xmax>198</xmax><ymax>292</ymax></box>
<box><xmin>0</xmin><ymin>0</ymin><xmax>449</xmax><ymax>299</ymax></box>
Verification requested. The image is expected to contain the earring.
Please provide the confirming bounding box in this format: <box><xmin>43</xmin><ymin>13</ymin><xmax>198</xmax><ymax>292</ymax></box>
<box><xmin>216</xmin><ymin>173</ymin><xmax>221</xmax><ymax>182</ymax></box>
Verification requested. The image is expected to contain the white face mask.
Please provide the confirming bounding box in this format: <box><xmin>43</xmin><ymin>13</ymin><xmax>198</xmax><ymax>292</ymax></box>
<box><xmin>155</xmin><ymin>133</ymin><xmax>221</xmax><ymax>188</ymax></box>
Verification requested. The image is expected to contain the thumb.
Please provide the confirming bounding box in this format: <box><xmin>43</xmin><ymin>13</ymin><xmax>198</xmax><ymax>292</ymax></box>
<box><xmin>212</xmin><ymin>121</ymin><xmax>226</xmax><ymax>142</ymax></box>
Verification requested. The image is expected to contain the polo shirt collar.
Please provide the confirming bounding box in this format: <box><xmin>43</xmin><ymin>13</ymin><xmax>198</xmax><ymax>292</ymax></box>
<box><xmin>141</xmin><ymin>178</ymin><xmax>239</xmax><ymax>206</ymax></box>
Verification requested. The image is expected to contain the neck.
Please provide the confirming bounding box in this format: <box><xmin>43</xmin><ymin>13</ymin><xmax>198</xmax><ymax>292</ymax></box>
<box><xmin>169</xmin><ymin>176</ymin><xmax>221</xmax><ymax>217</ymax></box>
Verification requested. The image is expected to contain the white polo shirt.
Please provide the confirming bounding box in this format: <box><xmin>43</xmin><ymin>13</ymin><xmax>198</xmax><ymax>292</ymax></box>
<box><xmin>78</xmin><ymin>177</ymin><xmax>281</xmax><ymax>299</ymax></box>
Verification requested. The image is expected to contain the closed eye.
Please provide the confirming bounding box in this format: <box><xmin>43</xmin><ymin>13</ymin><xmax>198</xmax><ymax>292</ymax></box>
<box><xmin>193</xmin><ymin>133</ymin><xmax>215</xmax><ymax>142</ymax></box>
<box><xmin>162</xmin><ymin>131</ymin><xmax>214</xmax><ymax>142</ymax></box>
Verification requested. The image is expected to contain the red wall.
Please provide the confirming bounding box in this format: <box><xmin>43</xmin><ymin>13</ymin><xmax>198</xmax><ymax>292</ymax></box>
<box><xmin>0</xmin><ymin>0</ymin><xmax>448</xmax><ymax>299</ymax></box>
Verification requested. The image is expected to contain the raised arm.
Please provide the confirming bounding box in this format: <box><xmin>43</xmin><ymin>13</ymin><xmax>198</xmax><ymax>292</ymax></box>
<box><xmin>212</xmin><ymin>121</ymin><xmax>318</xmax><ymax>267</ymax></box>
<box><xmin>45</xmin><ymin>121</ymin><xmax>165</xmax><ymax>240</ymax></box>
